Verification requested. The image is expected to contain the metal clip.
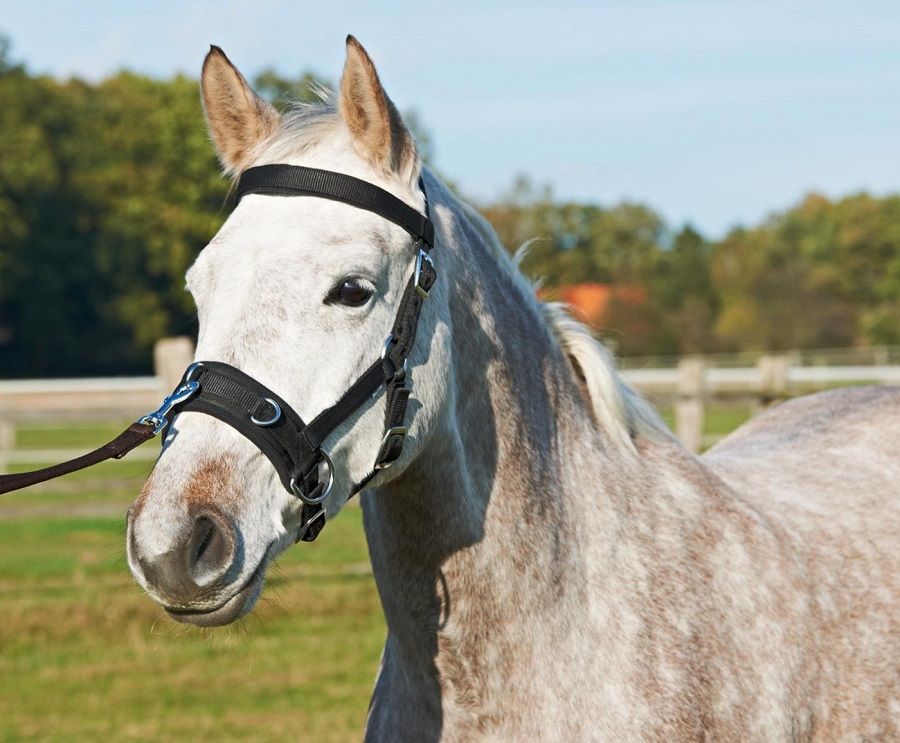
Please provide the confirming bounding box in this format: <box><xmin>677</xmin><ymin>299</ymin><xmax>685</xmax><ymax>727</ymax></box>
<box><xmin>138</xmin><ymin>380</ymin><xmax>200</xmax><ymax>435</ymax></box>
<box><xmin>184</xmin><ymin>361</ymin><xmax>205</xmax><ymax>382</ymax></box>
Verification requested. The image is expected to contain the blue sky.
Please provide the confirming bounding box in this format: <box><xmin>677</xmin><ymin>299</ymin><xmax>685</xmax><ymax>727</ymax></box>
<box><xmin>3</xmin><ymin>1</ymin><xmax>899</xmax><ymax>237</ymax></box>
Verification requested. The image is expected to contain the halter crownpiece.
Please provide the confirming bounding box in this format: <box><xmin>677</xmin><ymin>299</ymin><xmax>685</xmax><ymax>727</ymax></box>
<box><xmin>0</xmin><ymin>165</ymin><xmax>437</xmax><ymax>543</ymax></box>
<box><xmin>236</xmin><ymin>165</ymin><xmax>435</xmax><ymax>247</ymax></box>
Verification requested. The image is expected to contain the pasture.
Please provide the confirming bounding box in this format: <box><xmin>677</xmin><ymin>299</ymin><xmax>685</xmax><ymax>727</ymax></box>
<box><xmin>1</xmin><ymin>411</ymin><xmax>746</xmax><ymax>741</ymax></box>
<box><xmin>0</xmin><ymin>421</ymin><xmax>384</xmax><ymax>741</ymax></box>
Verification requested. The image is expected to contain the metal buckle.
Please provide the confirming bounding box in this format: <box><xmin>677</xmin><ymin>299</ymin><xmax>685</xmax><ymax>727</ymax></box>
<box><xmin>381</xmin><ymin>334</ymin><xmax>407</xmax><ymax>378</ymax></box>
<box><xmin>374</xmin><ymin>426</ymin><xmax>408</xmax><ymax>470</ymax></box>
<box><xmin>250</xmin><ymin>397</ymin><xmax>282</xmax><ymax>427</ymax></box>
<box><xmin>296</xmin><ymin>506</ymin><xmax>327</xmax><ymax>543</ymax></box>
<box><xmin>413</xmin><ymin>249</ymin><xmax>434</xmax><ymax>299</ymax></box>
<box><xmin>290</xmin><ymin>449</ymin><xmax>334</xmax><ymax>505</ymax></box>
<box><xmin>138</xmin><ymin>380</ymin><xmax>200</xmax><ymax>435</ymax></box>
<box><xmin>381</xmin><ymin>334</ymin><xmax>397</xmax><ymax>358</ymax></box>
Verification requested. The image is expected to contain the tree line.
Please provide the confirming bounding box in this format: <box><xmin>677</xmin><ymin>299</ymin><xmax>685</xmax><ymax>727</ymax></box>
<box><xmin>483</xmin><ymin>178</ymin><xmax>900</xmax><ymax>357</ymax></box>
<box><xmin>0</xmin><ymin>37</ymin><xmax>897</xmax><ymax>377</ymax></box>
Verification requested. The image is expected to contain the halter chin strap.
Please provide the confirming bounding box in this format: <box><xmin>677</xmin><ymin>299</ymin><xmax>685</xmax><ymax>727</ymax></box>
<box><xmin>0</xmin><ymin>165</ymin><xmax>437</xmax><ymax>544</ymax></box>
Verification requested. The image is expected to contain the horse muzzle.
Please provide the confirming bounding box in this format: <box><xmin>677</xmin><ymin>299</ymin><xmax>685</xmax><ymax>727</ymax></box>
<box><xmin>126</xmin><ymin>502</ymin><xmax>263</xmax><ymax>625</ymax></box>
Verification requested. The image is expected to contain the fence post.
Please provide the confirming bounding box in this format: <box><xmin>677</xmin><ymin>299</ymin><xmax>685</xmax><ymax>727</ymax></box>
<box><xmin>153</xmin><ymin>337</ymin><xmax>195</xmax><ymax>391</ymax></box>
<box><xmin>0</xmin><ymin>420</ymin><xmax>14</xmax><ymax>475</ymax></box>
<box><xmin>757</xmin><ymin>354</ymin><xmax>791</xmax><ymax>408</ymax></box>
<box><xmin>676</xmin><ymin>355</ymin><xmax>706</xmax><ymax>453</ymax></box>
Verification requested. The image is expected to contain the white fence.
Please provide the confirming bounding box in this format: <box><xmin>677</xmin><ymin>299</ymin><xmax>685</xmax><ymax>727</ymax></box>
<box><xmin>621</xmin><ymin>354</ymin><xmax>900</xmax><ymax>451</ymax></box>
<box><xmin>2</xmin><ymin>341</ymin><xmax>899</xmax><ymax>473</ymax></box>
<box><xmin>0</xmin><ymin>337</ymin><xmax>194</xmax><ymax>473</ymax></box>
<box><xmin>622</xmin><ymin>364</ymin><xmax>900</xmax><ymax>391</ymax></box>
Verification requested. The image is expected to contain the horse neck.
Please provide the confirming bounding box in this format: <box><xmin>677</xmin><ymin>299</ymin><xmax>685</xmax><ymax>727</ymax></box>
<box><xmin>361</xmin><ymin>188</ymin><xmax>651</xmax><ymax>694</ymax></box>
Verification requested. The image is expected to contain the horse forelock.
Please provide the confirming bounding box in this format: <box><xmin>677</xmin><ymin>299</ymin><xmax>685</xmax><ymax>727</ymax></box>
<box><xmin>243</xmin><ymin>91</ymin><xmax>422</xmax><ymax>192</ymax></box>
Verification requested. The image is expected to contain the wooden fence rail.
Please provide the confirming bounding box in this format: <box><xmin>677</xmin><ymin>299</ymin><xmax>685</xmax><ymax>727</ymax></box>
<box><xmin>0</xmin><ymin>337</ymin><xmax>194</xmax><ymax>474</ymax></box>
<box><xmin>622</xmin><ymin>355</ymin><xmax>900</xmax><ymax>451</ymax></box>
<box><xmin>2</xmin><ymin>341</ymin><xmax>900</xmax><ymax>473</ymax></box>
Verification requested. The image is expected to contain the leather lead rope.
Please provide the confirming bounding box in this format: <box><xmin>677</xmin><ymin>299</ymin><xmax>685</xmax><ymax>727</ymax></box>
<box><xmin>0</xmin><ymin>424</ymin><xmax>156</xmax><ymax>495</ymax></box>
<box><xmin>0</xmin><ymin>165</ymin><xmax>436</xmax><ymax>545</ymax></box>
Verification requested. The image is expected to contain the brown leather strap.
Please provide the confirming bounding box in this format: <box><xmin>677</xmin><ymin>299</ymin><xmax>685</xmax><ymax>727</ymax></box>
<box><xmin>0</xmin><ymin>422</ymin><xmax>156</xmax><ymax>495</ymax></box>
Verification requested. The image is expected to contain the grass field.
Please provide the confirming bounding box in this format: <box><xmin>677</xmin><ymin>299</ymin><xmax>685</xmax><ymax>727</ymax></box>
<box><xmin>0</xmin><ymin>408</ymin><xmax>752</xmax><ymax>741</ymax></box>
<box><xmin>0</xmin><ymin>508</ymin><xmax>383</xmax><ymax>742</ymax></box>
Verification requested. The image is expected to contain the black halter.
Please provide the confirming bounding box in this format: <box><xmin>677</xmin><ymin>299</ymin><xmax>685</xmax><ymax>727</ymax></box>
<box><xmin>0</xmin><ymin>165</ymin><xmax>437</xmax><ymax>544</ymax></box>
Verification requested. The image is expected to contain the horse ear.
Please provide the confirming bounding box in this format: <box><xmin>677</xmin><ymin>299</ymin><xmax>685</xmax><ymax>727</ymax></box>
<box><xmin>201</xmin><ymin>46</ymin><xmax>280</xmax><ymax>174</ymax></box>
<box><xmin>339</xmin><ymin>35</ymin><xmax>417</xmax><ymax>178</ymax></box>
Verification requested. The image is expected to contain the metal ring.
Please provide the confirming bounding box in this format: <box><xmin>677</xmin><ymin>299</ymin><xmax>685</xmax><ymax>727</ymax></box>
<box><xmin>184</xmin><ymin>361</ymin><xmax>205</xmax><ymax>382</ymax></box>
<box><xmin>289</xmin><ymin>449</ymin><xmax>334</xmax><ymax>505</ymax></box>
<box><xmin>250</xmin><ymin>397</ymin><xmax>282</xmax><ymax>427</ymax></box>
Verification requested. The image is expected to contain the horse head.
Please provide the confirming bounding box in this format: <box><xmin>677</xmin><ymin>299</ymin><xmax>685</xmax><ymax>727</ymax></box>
<box><xmin>126</xmin><ymin>37</ymin><xmax>451</xmax><ymax>626</ymax></box>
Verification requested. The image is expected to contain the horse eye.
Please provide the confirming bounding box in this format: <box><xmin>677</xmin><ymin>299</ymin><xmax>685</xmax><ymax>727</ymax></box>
<box><xmin>328</xmin><ymin>278</ymin><xmax>373</xmax><ymax>307</ymax></box>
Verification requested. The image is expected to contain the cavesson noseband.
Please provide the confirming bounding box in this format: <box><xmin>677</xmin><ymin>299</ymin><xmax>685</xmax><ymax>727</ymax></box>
<box><xmin>0</xmin><ymin>165</ymin><xmax>437</xmax><ymax>543</ymax></box>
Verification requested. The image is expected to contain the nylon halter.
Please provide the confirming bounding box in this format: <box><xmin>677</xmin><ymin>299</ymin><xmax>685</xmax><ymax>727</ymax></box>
<box><xmin>0</xmin><ymin>165</ymin><xmax>436</xmax><ymax>544</ymax></box>
<box><xmin>148</xmin><ymin>165</ymin><xmax>437</xmax><ymax>542</ymax></box>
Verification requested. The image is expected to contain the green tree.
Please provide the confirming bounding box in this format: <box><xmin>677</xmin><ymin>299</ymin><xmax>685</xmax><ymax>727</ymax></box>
<box><xmin>652</xmin><ymin>225</ymin><xmax>718</xmax><ymax>353</ymax></box>
<box><xmin>711</xmin><ymin>214</ymin><xmax>856</xmax><ymax>351</ymax></box>
<box><xmin>0</xmin><ymin>68</ymin><xmax>228</xmax><ymax>376</ymax></box>
<box><xmin>0</xmin><ymin>33</ymin><xmax>22</xmax><ymax>76</ymax></box>
<box><xmin>2</xmin><ymin>36</ymin><xmax>899</xmax><ymax>375</ymax></box>
<box><xmin>0</xmin><ymin>57</ymin><xmax>439</xmax><ymax>377</ymax></box>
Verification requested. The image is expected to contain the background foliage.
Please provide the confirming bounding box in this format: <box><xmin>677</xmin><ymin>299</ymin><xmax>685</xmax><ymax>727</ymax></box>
<box><xmin>1</xmin><ymin>35</ymin><xmax>898</xmax><ymax>377</ymax></box>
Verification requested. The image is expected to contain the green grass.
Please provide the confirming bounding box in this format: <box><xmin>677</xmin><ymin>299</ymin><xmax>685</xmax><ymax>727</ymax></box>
<box><xmin>702</xmin><ymin>406</ymin><xmax>754</xmax><ymax>438</ymax></box>
<box><xmin>0</xmin><ymin>407</ymin><xmax>758</xmax><ymax>740</ymax></box>
<box><xmin>658</xmin><ymin>404</ymin><xmax>754</xmax><ymax>447</ymax></box>
<box><xmin>2</xmin><ymin>421</ymin><xmax>158</xmax><ymax>510</ymax></box>
<box><xmin>14</xmin><ymin>421</ymin><xmax>140</xmax><ymax>450</ymax></box>
<box><xmin>0</xmin><ymin>508</ymin><xmax>384</xmax><ymax>742</ymax></box>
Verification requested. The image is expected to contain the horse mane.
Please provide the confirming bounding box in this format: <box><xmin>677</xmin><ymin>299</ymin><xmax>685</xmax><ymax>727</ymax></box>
<box><xmin>252</xmin><ymin>98</ymin><xmax>670</xmax><ymax>449</ymax></box>
<box><xmin>453</xmin><ymin>197</ymin><xmax>671</xmax><ymax>449</ymax></box>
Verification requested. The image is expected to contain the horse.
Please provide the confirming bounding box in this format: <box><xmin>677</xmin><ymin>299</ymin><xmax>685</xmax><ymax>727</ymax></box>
<box><xmin>125</xmin><ymin>37</ymin><xmax>900</xmax><ymax>741</ymax></box>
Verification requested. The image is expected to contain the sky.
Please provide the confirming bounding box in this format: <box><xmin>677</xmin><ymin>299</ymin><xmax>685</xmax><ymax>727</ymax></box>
<box><xmin>2</xmin><ymin>0</ymin><xmax>899</xmax><ymax>237</ymax></box>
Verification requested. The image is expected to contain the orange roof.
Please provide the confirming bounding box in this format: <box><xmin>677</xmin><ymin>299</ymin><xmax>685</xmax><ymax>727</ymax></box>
<box><xmin>539</xmin><ymin>283</ymin><xmax>646</xmax><ymax>327</ymax></box>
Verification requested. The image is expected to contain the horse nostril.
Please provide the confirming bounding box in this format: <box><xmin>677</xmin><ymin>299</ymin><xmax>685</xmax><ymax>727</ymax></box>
<box><xmin>128</xmin><ymin>504</ymin><xmax>240</xmax><ymax>603</ymax></box>
<box><xmin>192</xmin><ymin>517</ymin><xmax>216</xmax><ymax>564</ymax></box>
<box><xmin>187</xmin><ymin>513</ymin><xmax>235</xmax><ymax>587</ymax></box>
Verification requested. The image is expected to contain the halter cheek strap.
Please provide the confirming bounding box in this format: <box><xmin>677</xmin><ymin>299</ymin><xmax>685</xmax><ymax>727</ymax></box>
<box><xmin>0</xmin><ymin>165</ymin><xmax>437</xmax><ymax>544</ymax></box>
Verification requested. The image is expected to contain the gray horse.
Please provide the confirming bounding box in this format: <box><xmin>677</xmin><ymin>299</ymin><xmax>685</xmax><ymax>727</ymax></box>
<box><xmin>126</xmin><ymin>37</ymin><xmax>899</xmax><ymax>741</ymax></box>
